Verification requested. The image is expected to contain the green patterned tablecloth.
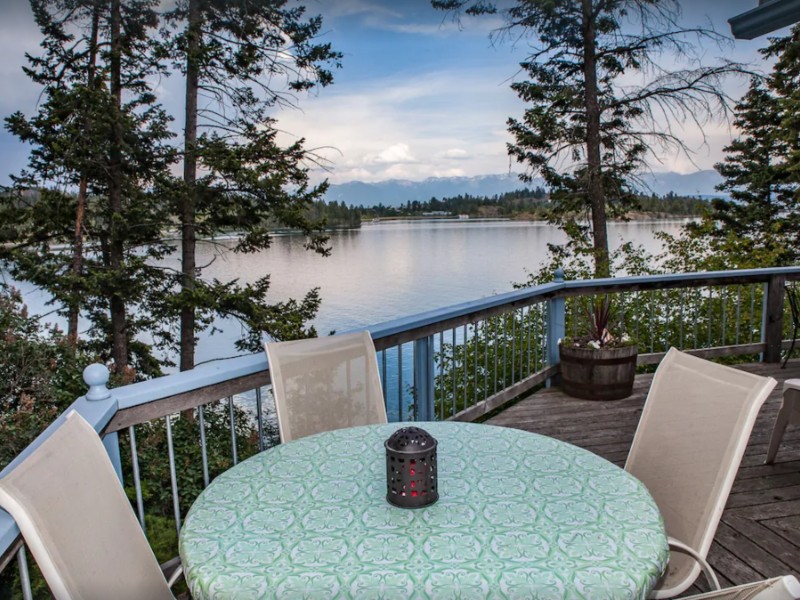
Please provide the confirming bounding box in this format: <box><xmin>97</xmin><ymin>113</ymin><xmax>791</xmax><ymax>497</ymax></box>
<box><xmin>180</xmin><ymin>422</ymin><xmax>668</xmax><ymax>599</ymax></box>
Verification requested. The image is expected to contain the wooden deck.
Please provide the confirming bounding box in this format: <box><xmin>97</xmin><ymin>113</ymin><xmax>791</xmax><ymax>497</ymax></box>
<box><xmin>487</xmin><ymin>359</ymin><xmax>800</xmax><ymax>594</ymax></box>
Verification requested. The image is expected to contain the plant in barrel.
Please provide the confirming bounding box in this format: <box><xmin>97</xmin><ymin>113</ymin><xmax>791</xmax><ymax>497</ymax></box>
<box><xmin>559</xmin><ymin>297</ymin><xmax>638</xmax><ymax>400</ymax></box>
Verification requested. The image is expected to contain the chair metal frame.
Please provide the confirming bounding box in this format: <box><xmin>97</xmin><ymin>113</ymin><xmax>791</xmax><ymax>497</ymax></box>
<box><xmin>0</xmin><ymin>411</ymin><xmax>180</xmax><ymax>599</ymax></box>
<box><xmin>625</xmin><ymin>348</ymin><xmax>777</xmax><ymax>599</ymax></box>
<box><xmin>766</xmin><ymin>379</ymin><xmax>800</xmax><ymax>464</ymax></box>
<box><xmin>682</xmin><ymin>575</ymin><xmax>800</xmax><ymax>600</ymax></box>
<box><xmin>782</xmin><ymin>284</ymin><xmax>800</xmax><ymax>369</ymax></box>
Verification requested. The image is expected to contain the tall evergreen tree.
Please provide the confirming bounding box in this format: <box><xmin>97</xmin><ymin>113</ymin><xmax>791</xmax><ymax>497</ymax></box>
<box><xmin>677</xmin><ymin>27</ymin><xmax>800</xmax><ymax>269</ymax></box>
<box><xmin>1</xmin><ymin>0</ymin><xmax>175</xmax><ymax>375</ymax></box>
<box><xmin>703</xmin><ymin>78</ymin><xmax>798</xmax><ymax>265</ymax></box>
<box><xmin>164</xmin><ymin>0</ymin><xmax>342</xmax><ymax>368</ymax></box>
<box><xmin>433</xmin><ymin>0</ymin><xmax>743</xmax><ymax>277</ymax></box>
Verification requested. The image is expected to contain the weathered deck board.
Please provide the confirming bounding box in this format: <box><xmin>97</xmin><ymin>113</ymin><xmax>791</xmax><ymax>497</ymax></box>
<box><xmin>486</xmin><ymin>359</ymin><xmax>800</xmax><ymax>594</ymax></box>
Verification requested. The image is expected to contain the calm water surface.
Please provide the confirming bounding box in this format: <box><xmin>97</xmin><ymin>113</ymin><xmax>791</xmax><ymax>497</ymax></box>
<box><xmin>8</xmin><ymin>218</ymin><xmax>685</xmax><ymax>417</ymax></box>
<box><xmin>188</xmin><ymin>218</ymin><xmax>684</xmax><ymax>364</ymax></box>
<box><xmin>9</xmin><ymin>218</ymin><xmax>685</xmax><ymax>364</ymax></box>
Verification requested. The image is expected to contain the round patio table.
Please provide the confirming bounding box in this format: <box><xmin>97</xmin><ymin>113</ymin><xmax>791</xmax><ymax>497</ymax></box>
<box><xmin>180</xmin><ymin>422</ymin><xmax>668</xmax><ymax>599</ymax></box>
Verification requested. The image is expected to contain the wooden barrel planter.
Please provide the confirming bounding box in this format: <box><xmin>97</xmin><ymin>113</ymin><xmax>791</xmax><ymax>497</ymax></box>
<box><xmin>559</xmin><ymin>344</ymin><xmax>638</xmax><ymax>400</ymax></box>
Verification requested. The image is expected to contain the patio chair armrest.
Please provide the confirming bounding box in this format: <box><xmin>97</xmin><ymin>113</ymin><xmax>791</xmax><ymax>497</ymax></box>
<box><xmin>160</xmin><ymin>556</ymin><xmax>183</xmax><ymax>588</ymax></box>
<box><xmin>668</xmin><ymin>537</ymin><xmax>721</xmax><ymax>592</ymax></box>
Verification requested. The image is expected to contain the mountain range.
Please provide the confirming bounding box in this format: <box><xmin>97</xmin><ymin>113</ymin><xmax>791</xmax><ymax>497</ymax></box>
<box><xmin>323</xmin><ymin>170</ymin><xmax>725</xmax><ymax>207</ymax></box>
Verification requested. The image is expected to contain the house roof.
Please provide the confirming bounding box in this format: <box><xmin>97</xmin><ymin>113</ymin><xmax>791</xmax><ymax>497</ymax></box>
<box><xmin>729</xmin><ymin>0</ymin><xmax>800</xmax><ymax>39</ymax></box>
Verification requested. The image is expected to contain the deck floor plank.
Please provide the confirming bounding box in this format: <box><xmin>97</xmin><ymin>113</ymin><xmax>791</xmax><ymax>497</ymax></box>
<box><xmin>486</xmin><ymin>359</ymin><xmax>800</xmax><ymax>592</ymax></box>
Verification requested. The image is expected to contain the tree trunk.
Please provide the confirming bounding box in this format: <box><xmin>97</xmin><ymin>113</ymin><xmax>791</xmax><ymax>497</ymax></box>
<box><xmin>180</xmin><ymin>0</ymin><xmax>201</xmax><ymax>372</ymax></box>
<box><xmin>68</xmin><ymin>178</ymin><xmax>87</xmax><ymax>347</ymax></box>
<box><xmin>581</xmin><ymin>0</ymin><xmax>610</xmax><ymax>279</ymax></box>
<box><xmin>67</xmin><ymin>5</ymin><xmax>100</xmax><ymax>347</ymax></box>
<box><xmin>108</xmin><ymin>0</ymin><xmax>127</xmax><ymax>371</ymax></box>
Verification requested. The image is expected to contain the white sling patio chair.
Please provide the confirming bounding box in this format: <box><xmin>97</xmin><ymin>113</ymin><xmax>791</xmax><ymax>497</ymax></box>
<box><xmin>0</xmin><ymin>411</ymin><xmax>179</xmax><ymax>600</ymax></box>
<box><xmin>265</xmin><ymin>331</ymin><xmax>388</xmax><ymax>442</ymax></box>
<box><xmin>683</xmin><ymin>576</ymin><xmax>800</xmax><ymax>600</ymax></box>
<box><xmin>625</xmin><ymin>348</ymin><xmax>777</xmax><ymax>599</ymax></box>
<box><xmin>765</xmin><ymin>378</ymin><xmax>800</xmax><ymax>464</ymax></box>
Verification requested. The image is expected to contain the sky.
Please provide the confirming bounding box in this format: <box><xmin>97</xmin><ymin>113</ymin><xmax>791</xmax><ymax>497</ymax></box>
<box><xmin>0</xmin><ymin>0</ymin><xmax>790</xmax><ymax>187</ymax></box>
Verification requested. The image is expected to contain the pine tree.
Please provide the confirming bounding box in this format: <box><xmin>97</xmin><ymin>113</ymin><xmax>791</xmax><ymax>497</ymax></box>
<box><xmin>704</xmin><ymin>78</ymin><xmax>798</xmax><ymax>265</ymax></box>
<box><xmin>2</xmin><ymin>0</ymin><xmax>175</xmax><ymax>375</ymax></box>
<box><xmin>164</xmin><ymin>0</ymin><xmax>342</xmax><ymax>367</ymax></box>
<box><xmin>433</xmin><ymin>0</ymin><xmax>743</xmax><ymax>277</ymax></box>
<box><xmin>681</xmin><ymin>27</ymin><xmax>800</xmax><ymax>268</ymax></box>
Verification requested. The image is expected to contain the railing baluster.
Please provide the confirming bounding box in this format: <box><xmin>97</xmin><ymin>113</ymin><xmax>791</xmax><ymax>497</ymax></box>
<box><xmin>492</xmin><ymin>317</ymin><xmax>499</xmax><ymax>394</ymax></box>
<box><xmin>694</xmin><ymin>288</ymin><xmax>700</xmax><ymax>349</ymax></box>
<box><xmin>534</xmin><ymin>305</ymin><xmax>540</xmax><ymax>371</ymax></box>
<box><xmin>412</xmin><ymin>341</ymin><xmax>417</xmax><ymax>420</ymax></box>
<box><xmin>255</xmin><ymin>387</ymin><xmax>264</xmax><ymax>453</ymax></box>
<box><xmin>473</xmin><ymin>322</ymin><xmax>479</xmax><ymax>407</ymax></box>
<box><xmin>750</xmin><ymin>284</ymin><xmax>757</xmax><ymax>344</ymax></box>
<box><xmin>398</xmin><ymin>344</ymin><xmax>404</xmax><ymax>421</ymax></box>
<box><xmin>736</xmin><ymin>286</ymin><xmax>742</xmax><ymax>346</ymax></box>
<box><xmin>511</xmin><ymin>313</ymin><xmax>516</xmax><ymax>384</ymax></box>
<box><xmin>452</xmin><ymin>329</ymin><xmax>457</xmax><ymax>415</ymax></box>
<box><xmin>526</xmin><ymin>306</ymin><xmax>532</xmax><ymax>376</ymax></box>
<box><xmin>198</xmin><ymin>404</ymin><xmax>209</xmax><ymax>488</ymax></box>
<box><xmin>17</xmin><ymin>546</ymin><xmax>33</xmax><ymax>600</ymax></box>
<box><xmin>664</xmin><ymin>290</ymin><xmax>671</xmax><ymax>351</ymax></box>
<box><xmin>573</xmin><ymin>297</ymin><xmax>578</xmax><ymax>338</ymax></box>
<box><xmin>722</xmin><ymin>287</ymin><xmax>728</xmax><ymax>346</ymax></box>
<box><xmin>503</xmin><ymin>314</ymin><xmax>508</xmax><ymax>387</ymax></box>
<box><xmin>381</xmin><ymin>350</ymin><xmax>387</xmax><ymax>401</ymax></box>
<box><xmin>438</xmin><ymin>331</ymin><xmax>445</xmax><ymax>421</ymax></box>
<box><xmin>541</xmin><ymin>303</ymin><xmax>547</xmax><ymax>371</ymax></box>
<box><xmin>483</xmin><ymin>319</ymin><xmax>489</xmax><ymax>401</ymax></box>
<box><xmin>165</xmin><ymin>414</ymin><xmax>181</xmax><ymax>535</ymax></box>
<box><xmin>635</xmin><ymin>291</ymin><xmax>640</xmax><ymax>343</ymax></box>
<box><xmin>678</xmin><ymin>288</ymin><xmax>685</xmax><ymax>350</ymax></box>
<box><xmin>708</xmin><ymin>287</ymin><xmax>714</xmax><ymax>347</ymax></box>
<box><xmin>128</xmin><ymin>425</ymin><xmax>146</xmax><ymax>533</ymax></box>
<box><xmin>228</xmin><ymin>396</ymin><xmax>238</xmax><ymax>466</ymax></box>
<box><xmin>463</xmin><ymin>324</ymin><xmax>468</xmax><ymax>406</ymax></box>
<box><xmin>649</xmin><ymin>290</ymin><xmax>655</xmax><ymax>353</ymax></box>
<box><xmin>438</xmin><ymin>331</ymin><xmax>445</xmax><ymax>420</ymax></box>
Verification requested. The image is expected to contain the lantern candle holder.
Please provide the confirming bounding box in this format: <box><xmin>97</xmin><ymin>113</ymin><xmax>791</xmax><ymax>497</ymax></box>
<box><xmin>385</xmin><ymin>426</ymin><xmax>438</xmax><ymax>508</ymax></box>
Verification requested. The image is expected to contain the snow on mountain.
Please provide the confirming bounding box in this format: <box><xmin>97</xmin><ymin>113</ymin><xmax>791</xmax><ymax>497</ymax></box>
<box><xmin>324</xmin><ymin>174</ymin><xmax>540</xmax><ymax>207</ymax></box>
<box><xmin>324</xmin><ymin>170</ymin><xmax>724</xmax><ymax>207</ymax></box>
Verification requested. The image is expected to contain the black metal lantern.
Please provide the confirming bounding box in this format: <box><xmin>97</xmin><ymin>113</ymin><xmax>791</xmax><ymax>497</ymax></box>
<box><xmin>385</xmin><ymin>426</ymin><xmax>438</xmax><ymax>508</ymax></box>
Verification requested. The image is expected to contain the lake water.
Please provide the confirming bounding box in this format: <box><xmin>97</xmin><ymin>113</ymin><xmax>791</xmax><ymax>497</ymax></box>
<box><xmin>186</xmin><ymin>218</ymin><xmax>684</xmax><ymax>364</ymax></box>
<box><xmin>7</xmin><ymin>218</ymin><xmax>686</xmax><ymax>420</ymax></box>
<box><xmin>9</xmin><ymin>218</ymin><xmax>686</xmax><ymax>365</ymax></box>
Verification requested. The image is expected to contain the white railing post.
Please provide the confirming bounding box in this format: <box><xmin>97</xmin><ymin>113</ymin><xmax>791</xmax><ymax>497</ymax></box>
<box><xmin>84</xmin><ymin>364</ymin><xmax>123</xmax><ymax>484</ymax></box>
<box><xmin>546</xmin><ymin>268</ymin><xmax>566</xmax><ymax>388</ymax></box>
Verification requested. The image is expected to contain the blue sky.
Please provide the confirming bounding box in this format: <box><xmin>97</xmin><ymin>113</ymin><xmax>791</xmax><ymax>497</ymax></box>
<box><xmin>0</xmin><ymin>0</ymin><xmax>788</xmax><ymax>187</ymax></box>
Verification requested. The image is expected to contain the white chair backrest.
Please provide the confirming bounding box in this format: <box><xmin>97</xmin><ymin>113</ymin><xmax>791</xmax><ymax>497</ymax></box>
<box><xmin>265</xmin><ymin>331</ymin><xmax>388</xmax><ymax>442</ymax></box>
<box><xmin>0</xmin><ymin>411</ymin><xmax>174</xmax><ymax>600</ymax></box>
<box><xmin>625</xmin><ymin>348</ymin><xmax>776</xmax><ymax>598</ymax></box>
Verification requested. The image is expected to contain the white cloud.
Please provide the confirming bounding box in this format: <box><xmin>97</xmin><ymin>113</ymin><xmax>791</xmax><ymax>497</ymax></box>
<box><xmin>367</xmin><ymin>143</ymin><xmax>417</xmax><ymax>164</ymax></box>
<box><xmin>322</xmin><ymin>0</ymin><xmax>401</xmax><ymax>20</ymax></box>
<box><xmin>274</xmin><ymin>66</ymin><xmax>527</xmax><ymax>184</ymax></box>
<box><xmin>323</xmin><ymin>0</ymin><xmax>505</xmax><ymax>37</ymax></box>
<box><xmin>441</xmin><ymin>148</ymin><xmax>469</xmax><ymax>159</ymax></box>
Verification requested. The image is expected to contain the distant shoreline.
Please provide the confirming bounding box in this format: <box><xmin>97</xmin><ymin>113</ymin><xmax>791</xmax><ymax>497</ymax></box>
<box><xmin>156</xmin><ymin>213</ymin><xmax>698</xmax><ymax>242</ymax></box>
<box><xmin>363</xmin><ymin>214</ymin><xmax>694</xmax><ymax>225</ymax></box>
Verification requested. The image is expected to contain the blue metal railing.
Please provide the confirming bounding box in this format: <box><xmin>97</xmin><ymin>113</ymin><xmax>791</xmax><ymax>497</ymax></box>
<box><xmin>3</xmin><ymin>265</ymin><xmax>800</xmax><ymax>593</ymax></box>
